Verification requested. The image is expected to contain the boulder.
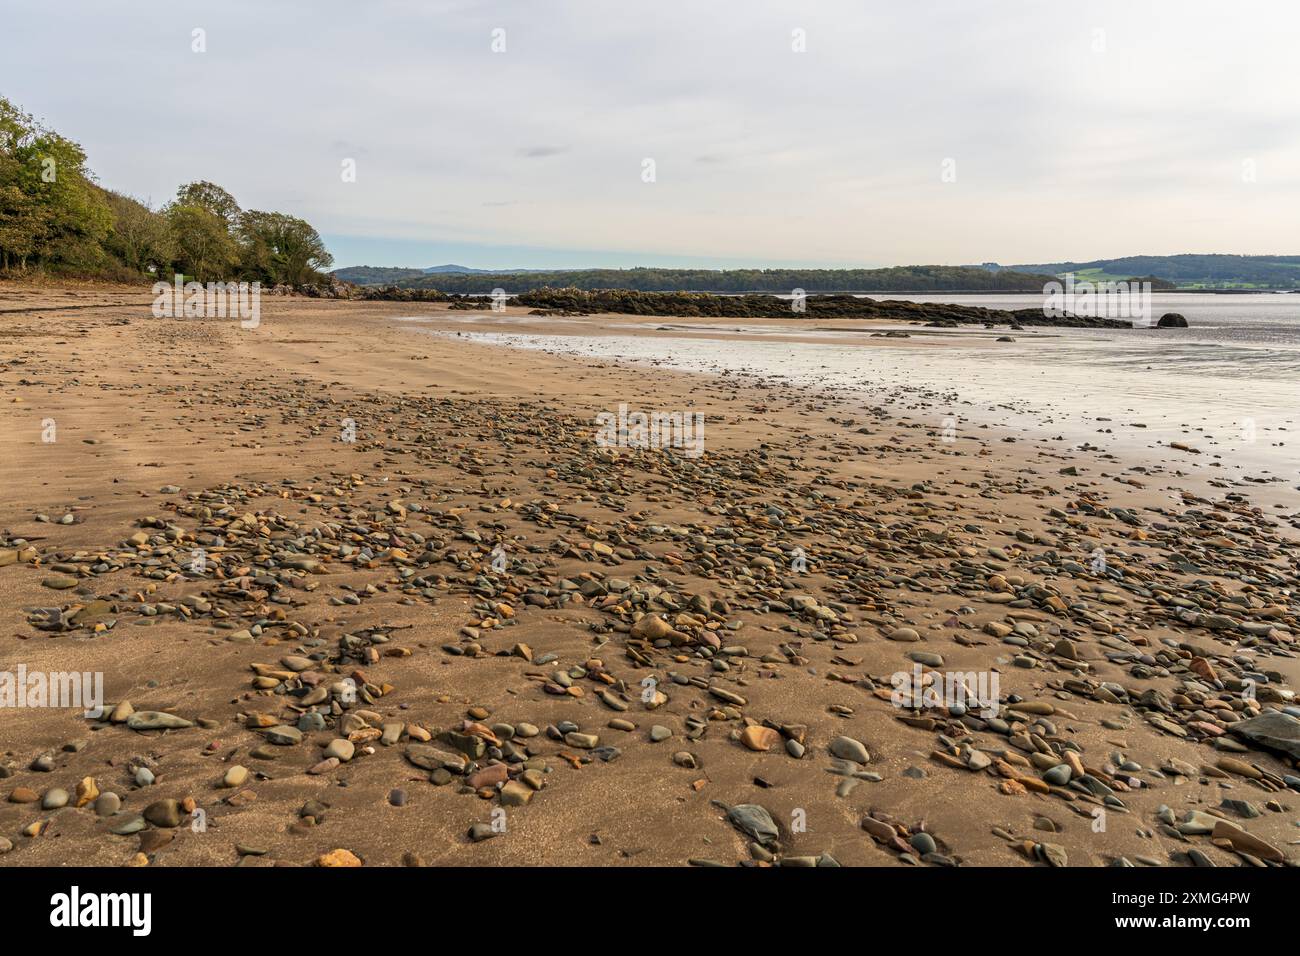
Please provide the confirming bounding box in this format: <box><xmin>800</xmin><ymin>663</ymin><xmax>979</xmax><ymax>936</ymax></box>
<box><xmin>1229</xmin><ymin>711</ymin><xmax>1300</xmax><ymax>760</ymax></box>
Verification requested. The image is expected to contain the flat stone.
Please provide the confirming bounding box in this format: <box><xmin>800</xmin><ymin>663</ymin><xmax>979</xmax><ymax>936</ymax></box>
<box><xmin>1211</xmin><ymin>820</ymin><xmax>1284</xmax><ymax>862</ymax></box>
<box><xmin>499</xmin><ymin>780</ymin><xmax>532</xmax><ymax>806</ymax></box>
<box><xmin>740</xmin><ymin>725</ymin><xmax>781</xmax><ymax>752</ymax></box>
<box><xmin>1177</xmin><ymin>810</ymin><xmax>1222</xmax><ymax>835</ymax></box>
<box><xmin>727</xmin><ymin>804</ymin><xmax>779</xmax><ymax>844</ymax></box>
<box><xmin>1229</xmin><ymin>711</ymin><xmax>1300</xmax><ymax>761</ymax></box>
<box><xmin>324</xmin><ymin>739</ymin><xmax>355</xmax><ymax>762</ymax></box>
<box><xmin>829</xmin><ymin>735</ymin><xmax>870</xmax><ymax>764</ymax></box>
<box><xmin>126</xmin><ymin>712</ymin><xmax>193</xmax><ymax>731</ymax></box>
<box><xmin>263</xmin><ymin>725</ymin><xmax>303</xmax><ymax>746</ymax></box>
<box><xmin>110</xmin><ymin>815</ymin><xmax>147</xmax><ymax>835</ymax></box>
<box><xmin>466</xmin><ymin>763</ymin><xmax>508</xmax><ymax>789</ymax></box>
<box><xmin>405</xmin><ymin>744</ymin><xmax>462</xmax><ymax>771</ymax></box>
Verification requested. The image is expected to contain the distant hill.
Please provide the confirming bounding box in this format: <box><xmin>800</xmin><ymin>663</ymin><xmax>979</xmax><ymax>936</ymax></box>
<box><xmin>381</xmin><ymin>265</ymin><xmax>1057</xmax><ymax>294</ymax></box>
<box><xmin>423</xmin><ymin>263</ymin><xmax>495</xmax><ymax>274</ymax></box>
<box><xmin>1003</xmin><ymin>254</ymin><xmax>1300</xmax><ymax>290</ymax></box>
<box><xmin>331</xmin><ymin>265</ymin><xmax>427</xmax><ymax>285</ymax></box>
<box><xmin>334</xmin><ymin>263</ymin><xmax>564</xmax><ymax>283</ymax></box>
<box><xmin>327</xmin><ymin>255</ymin><xmax>1300</xmax><ymax>291</ymax></box>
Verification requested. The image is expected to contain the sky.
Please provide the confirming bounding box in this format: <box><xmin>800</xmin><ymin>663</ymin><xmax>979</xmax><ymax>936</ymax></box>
<box><xmin>3</xmin><ymin>0</ymin><xmax>1299</xmax><ymax>270</ymax></box>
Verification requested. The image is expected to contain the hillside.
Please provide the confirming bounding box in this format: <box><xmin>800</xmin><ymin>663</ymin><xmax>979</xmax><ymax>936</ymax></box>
<box><xmin>1005</xmin><ymin>254</ymin><xmax>1300</xmax><ymax>289</ymax></box>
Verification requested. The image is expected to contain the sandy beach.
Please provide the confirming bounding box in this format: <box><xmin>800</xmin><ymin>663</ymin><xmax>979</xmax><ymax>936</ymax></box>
<box><xmin>1</xmin><ymin>285</ymin><xmax>1298</xmax><ymax>868</ymax></box>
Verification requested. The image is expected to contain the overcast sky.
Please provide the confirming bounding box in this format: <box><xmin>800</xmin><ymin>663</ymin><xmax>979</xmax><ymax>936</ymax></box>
<box><xmin>4</xmin><ymin>0</ymin><xmax>1298</xmax><ymax>269</ymax></box>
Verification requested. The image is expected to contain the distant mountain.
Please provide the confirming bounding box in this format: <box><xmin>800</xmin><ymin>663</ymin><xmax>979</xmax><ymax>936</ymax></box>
<box><xmin>1004</xmin><ymin>254</ymin><xmax>1300</xmax><ymax>290</ymax></box>
<box><xmin>423</xmin><ymin>263</ymin><xmax>493</xmax><ymax>274</ymax></box>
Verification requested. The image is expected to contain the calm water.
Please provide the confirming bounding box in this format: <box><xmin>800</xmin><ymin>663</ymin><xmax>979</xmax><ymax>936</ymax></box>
<box><xmin>885</xmin><ymin>293</ymin><xmax>1300</xmax><ymax>377</ymax></box>
<box><xmin>412</xmin><ymin>294</ymin><xmax>1300</xmax><ymax>487</ymax></box>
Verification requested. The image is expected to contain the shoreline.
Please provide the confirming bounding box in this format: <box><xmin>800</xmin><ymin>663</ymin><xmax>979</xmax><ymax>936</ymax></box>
<box><xmin>403</xmin><ymin>310</ymin><xmax>1299</xmax><ymax>512</ymax></box>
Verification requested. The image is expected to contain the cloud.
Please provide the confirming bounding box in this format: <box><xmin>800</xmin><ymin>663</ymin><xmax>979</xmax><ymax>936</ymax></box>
<box><xmin>3</xmin><ymin>0</ymin><xmax>1297</xmax><ymax>267</ymax></box>
<box><xmin>517</xmin><ymin>146</ymin><xmax>567</xmax><ymax>159</ymax></box>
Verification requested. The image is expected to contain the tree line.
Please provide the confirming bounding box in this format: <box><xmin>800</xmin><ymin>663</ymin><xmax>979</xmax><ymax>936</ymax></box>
<box><xmin>380</xmin><ymin>264</ymin><xmax>1058</xmax><ymax>294</ymax></box>
<box><xmin>0</xmin><ymin>97</ymin><xmax>332</xmax><ymax>284</ymax></box>
<box><xmin>1011</xmin><ymin>255</ymin><xmax>1299</xmax><ymax>289</ymax></box>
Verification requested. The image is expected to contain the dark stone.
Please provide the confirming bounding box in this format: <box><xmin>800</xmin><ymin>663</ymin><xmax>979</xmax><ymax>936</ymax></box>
<box><xmin>1229</xmin><ymin>711</ymin><xmax>1300</xmax><ymax>760</ymax></box>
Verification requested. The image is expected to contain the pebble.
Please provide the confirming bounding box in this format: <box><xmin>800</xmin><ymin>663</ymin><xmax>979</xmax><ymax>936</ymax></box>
<box><xmin>740</xmin><ymin>725</ymin><xmax>781</xmax><ymax>752</ymax></box>
<box><xmin>828</xmin><ymin>736</ymin><xmax>870</xmax><ymax>764</ymax></box>
<box><xmin>94</xmin><ymin>792</ymin><xmax>121</xmax><ymax>816</ymax></box>
<box><xmin>125</xmin><ymin>711</ymin><xmax>194</xmax><ymax>731</ymax></box>
<box><xmin>324</xmin><ymin>739</ymin><xmax>356</xmax><ymax>762</ymax></box>
<box><xmin>317</xmin><ymin>848</ymin><xmax>362</xmax><ymax>867</ymax></box>
<box><xmin>222</xmin><ymin>765</ymin><xmax>249</xmax><ymax>788</ymax></box>
<box><xmin>143</xmin><ymin>799</ymin><xmax>183</xmax><ymax>828</ymax></box>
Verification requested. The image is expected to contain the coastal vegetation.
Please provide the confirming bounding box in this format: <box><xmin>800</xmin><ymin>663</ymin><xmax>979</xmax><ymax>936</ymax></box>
<box><xmin>0</xmin><ymin>97</ymin><xmax>332</xmax><ymax>284</ymax></box>
<box><xmin>1007</xmin><ymin>254</ymin><xmax>1300</xmax><ymax>290</ymax></box>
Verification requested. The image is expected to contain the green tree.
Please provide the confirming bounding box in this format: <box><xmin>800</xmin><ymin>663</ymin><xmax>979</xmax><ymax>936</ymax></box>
<box><xmin>166</xmin><ymin>203</ymin><xmax>238</xmax><ymax>281</ymax></box>
<box><xmin>173</xmin><ymin>180</ymin><xmax>241</xmax><ymax>227</ymax></box>
<box><xmin>0</xmin><ymin>97</ymin><xmax>111</xmax><ymax>271</ymax></box>
<box><xmin>0</xmin><ymin>182</ymin><xmax>42</xmax><ymax>270</ymax></box>
<box><xmin>0</xmin><ymin>98</ymin><xmax>42</xmax><ymax>269</ymax></box>
<box><xmin>103</xmin><ymin>191</ymin><xmax>174</xmax><ymax>275</ymax></box>
<box><xmin>237</xmin><ymin>210</ymin><xmax>333</xmax><ymax>285</ymax></box>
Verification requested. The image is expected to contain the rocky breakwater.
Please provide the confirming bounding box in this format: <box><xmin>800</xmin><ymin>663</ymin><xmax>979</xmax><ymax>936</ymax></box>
<box><xmin>509</xmin><ymin>287</ymin><xmax>1132</xmax><ymax>329</ymax></box>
